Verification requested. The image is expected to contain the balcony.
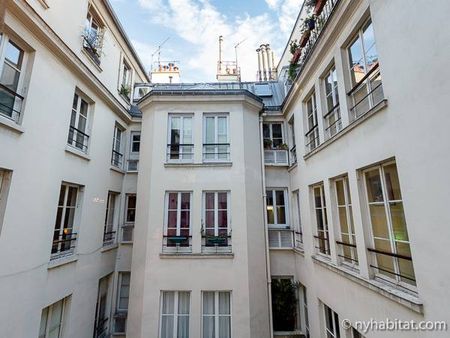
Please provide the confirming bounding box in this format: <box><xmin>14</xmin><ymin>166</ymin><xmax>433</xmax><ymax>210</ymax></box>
<box><xmin>67</xmin><ymin>126</ymin><xmax>89</xmax><ymax>153</ymax></box>
<box><xmin>314</xmin><ymin>234</ymin><xmax>330</xmax><ymax>255</ymax></box>
<box><xmin>166</xmin><ymin>143</ymin><xmax>194</xmax><ymax>163</ymax></box>
<box><xmin>304</xmin><ymin>126</ymin><xmax>319</xmax><ymax>154</ymax></box>
<box><xmin>203</xmin><ymin>143</ymin><xmax>230</xmax><ymax>162</ymax></box>
<box><xmin>82</xmin><ymin>28</ymin><xmax>104</xmax><ymax>66</ymax></box>
<box><xmin>348</xmin><ymin>63</ymin><xmax>384</xmax><ymax>121</ymax></box>
<box><xmin>202</xmin><ymin>233</ymin><xmax>232</xmax><ymax>254</ymax></box>
<box><xmin>268</xmin><ymin>229</ymin><xmax>294</xmax><ymax>248</ymax></box>
<box><xmin>324</xmin><ymin>105</ymin><xmax>342</xmax><ymax>140</ymax></box>
<box><xmin>162</xmin><ymin>235</ymin><xmax>192</xmax><ymax>254</ymax></box>
<box><xmin>103</xmin><ymin>231</ymin><xmax>116</xmax><ymax>246</ymax></box>
<box><xmin>51</xmin><ymin>232</ymin><xmax>77</xmax><ymax>260</ymax></box>
<box><xmin>335</xmin><ymin>240</ymin><xmax>358</xmax><ymax>267</ymax></box>
<box><xmin>0</xmin><ymin>83</ymin><xmax>23</xmax><ymax>123</ymax></box>
<box><xmin>111</xmin><ymin>150</ymin><xmax>123</xmax><ymax>168</ymax></box>
<box><xmin>264</xmin><ymin>149</ymin><xmax>289</xmax><ymax>165</ymax></box>
<box><xmin>294</xmin><ymin>231</ymin><xmax>303</xmax><ymax>249</ymax></box>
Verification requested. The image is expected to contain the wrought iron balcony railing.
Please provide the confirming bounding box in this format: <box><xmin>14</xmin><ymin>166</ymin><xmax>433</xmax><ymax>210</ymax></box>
<box><xmin>314</xmin><ymin>234</ymin><xmax>330</xmax><ymax>255</ymax></box>
<box><xmin>162</xmin><ymin>235</ymin><xmax>192</xmax><ymax>253</ymax></box>
<box><xmin>324</xmin><ymin>104</ymin><xmax>342</xmax><ymax>140</ymax></box>
<box><xmin>290</xmin><ymin>145</ymin><xmax>297</xmax><ymax>165</ymax></box>
<box><xmin>202</xmin><ymin>234</ymin><xmax>232</xmax><ymax>253</ymax></box>
<box><xmin>68</xmin><ymin>126</ymin><xmax>90</xmax><ymax>152</ymax></box>
<box><xmin>0</xmin><ymin>83</ymin><xmax>23</xmax><ymax>123</ymax></box>
<box><xmin>335</xmin><ymin>240</ymin><xmax>358</xmax><ymax>266</ymax></box>
<box><xmin>203</xmin><ymin>143</ymin><xmax>230</xmax><ymax>162</ymax></box>
<box><xmin>111</xmin><ymin>150</ymin><xmax>123</xmax><ymax>167</ymax></box>
<box><xmin>305</xmin><ymin>125</ymin><xmax>320</xmax><ymax>154</ymax></box>
<box><xmin>51</xmin><ymin>232</ymin><xmax>77</xmax><ymax>260</ymax></box>
<box><xmin>103</xmin><ymin>231</ymin><xmax>116</xmax><ymax>246</ymax></box>
<box><xmin>167</xmin><ymin>143</ymin><xmax>194</xmax><ymax>162</ymax></box>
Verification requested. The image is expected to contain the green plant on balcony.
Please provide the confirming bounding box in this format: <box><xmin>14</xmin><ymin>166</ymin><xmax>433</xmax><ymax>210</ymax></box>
<box><xmin>305</xmin><ymin>0</ymin><xmax>327</xmax><ymax>15</ymax></box>
<box><xmin>278</xmin><ymin>143</ymin><xmax>289</xmax><ymax>150</ymax></box>
<box><xmin>272</xmin><ymin>279</ymin><xmax>299</xmax><ymax>332</ymax></box>
<box><xmin>290</xmin><ymin>39</ymin><xmax>299</xmax><ymax>55</ymax></box>
<box><xmin>264</xmin><ymin>139</ymin><xmax>273</xmax><ymax>149</ymax></box>
<box><xmin>288</xmin><ymin>62</ymin><xmax>299</xmax><ymax>82</ymax></box>
<box><xmin>119</xmin><ymin>84</ymin><xmax>131</xmax><ymax>99</ymax></box>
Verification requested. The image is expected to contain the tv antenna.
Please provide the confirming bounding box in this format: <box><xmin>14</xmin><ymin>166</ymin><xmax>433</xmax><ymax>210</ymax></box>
<box><xmin>150</xmin><ymin>37</ymin><xmax>170</xmax><ymax>80</ymax></box>
<box><xmin>234</xmin><ymin>38</ymin><xmax>247</xmax><ymax>82</ymax></box>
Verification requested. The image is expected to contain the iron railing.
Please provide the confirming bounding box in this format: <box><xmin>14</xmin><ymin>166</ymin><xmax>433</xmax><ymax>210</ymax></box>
<box><xmin>162</xmin><ymin>235</ymin><xmax>192</xmax><ymax>253</ymax></box>
<box><xmin>111</xmin><ymin>149</ymin><xmax>123</xmax><ymax>167</ymax></box>
<box><xmin>348</xmin><ymin>63</ymin><xmax>384</xmax><ymax>121</ymax></box>
<box><xmin>367</xmin><ymin>247</ymin><xmax>416</xmax><ymax>284</ymax></box>
<box><xmin>294</xmin><ymin>231</ymin><xmax>303</xmax><ymax>248</ymax></box>
<box><xmin>82</xmin><ymin>28</ymin><xmax>103</xmax><ymax>66</ymax></box>
<box><xmin>324</xmin><ymin>104</ymin><xmax>342</xmax><ymax>139</ymax></box>
<box><xmin>166</xmin><ymin>143</ymin><xmax>194</xmax><ymax>162</ymax></box>
<box><xmin>305</xmin><ymin>125</ymin><xmax>320</xmax><ymax>153</ymax></box>
<box><xmin>94</xmin><ymin>317</ymin><xmax>109</xmax><ymax>338</ymax></box>
<box><xmin>268</xmin><ymin>228</ymin><xmax>294</xmax><ymax>248</ymax></box>
<box><xmin>290</xmin><ymin>145</ymin><xmax>297</xmax><ymax>165</ymax></box>
<box><xmin>68</xmin><ymin>126</ymin><xmax>90</xmax><ymax>152</ymax></box>
<box><xmin>103</xmin><ymin>231</ymin><xmax>116</xmax><ymax>246</ymax></box>
<box><xmin>51</xmin><ymin>232</ymin><xmax>77</xmax><ymax>260</ymax></box>
<box><xmin>0</xmin><ymin>83</ymin><xmax>23</xmax><ymax>123</ymax></box>
<box><xmin>314</xmin><ymin>234</ymin><xmax>330</xmax><ymax>255</ymax></box>
<box><xmin>114</xmin><ymin>312</ymin><xmax>127</xmax><ymax>334</ymax></box>
<box><xmin>203</xmin><ymin>143</ymin><xmax>230</xmax><ymax>162</ymax></box>
<box><xmin>201</xmin><ymin>234</ymin><xmax>232</xmax><ymax>253</ymax></box>
<box><xmin>335</xmin><ymin>240</ymin><xmax>358</xmax><ymax>265</ymax></box>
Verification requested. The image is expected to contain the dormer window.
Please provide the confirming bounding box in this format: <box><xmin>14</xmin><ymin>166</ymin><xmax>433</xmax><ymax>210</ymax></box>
<box><xmin>83</xmin><ymin>6</ymin><xmax>104</xmax><ymax>66</ymax></box>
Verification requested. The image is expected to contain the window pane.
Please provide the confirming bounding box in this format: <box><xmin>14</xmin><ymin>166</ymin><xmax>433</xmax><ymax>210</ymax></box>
<box><xmin>219</xmin><ymin>317</ymin><xmax>231</xmax><ymax>338</ymax></box>
<box><xmin>272</xmin><ymin>124</ymin><xmax>282</xmax><ymax>138</ymax></box>
<box><xmin>162</xmin><ymin>292</ymin><xmax>174</xmax><ymax>314</ymax></box>
<box><xmin>275</xmin><ymin>191</ymin><xmax>285</xmax><ymax>206</ymax></box>
<box><xmin>219</xmin><ymin>292</ymin><xmax>230</xmax><ymax>314</ymax></box>
<box><xmin>203</xmin><ymin>292</ymin><xmax>215</xmax><ymax>315</ymax></box>
<box><xmin>218</xmin><ymin>193</ymin><xmax>227</xmax><ymax>209</ymax></box>
<box><xmin>39</xmin><ymin>308</ymin><xmax>48</xmax><ymax>338</ymax></box>
<box><xmin>389</xmin><ymin>202</ymin><xmax>409</xmax><ymax>241</ymax></box>
<box><xmin>168</xmin><ymin>193</ymin><xmax>178</xmax><ymax>209</ymax></box>
<box><xmin>203</xmin><ymin>317</ymin><xmax>215</xmax><ymax>338</ymax></box>
<box><xmin>338</xmin><ymin>207</ymin><xmax>349</xmax><ymax>234</ymax></box>
<box><xmin>336</xmin><ymin>180</ymin><xmax>345</xmax><ymax>205</ymax></box>
<box><xmin>161</xmin><ymin>316</ymin><xmax>174</xmax><ymax>338</ymax></box>
<box><xmin>205</xmin><ymin>117</ymin><xmax>215</xmax><ymax>143</ymax></box>
<box><xmin>369</xmin><ymin>204</ymin><xmax>389</xmax><ymax>239</ymax></box>
<box><xmin>183</xmin><ymin>117</ymin><xmax>192</xmax><ymax>144</ymax></box>
<box><xmin>178</xmin><ymin>292</ymin><xmax>190</xmax><ymax>314</ymax></box>
<box><xmin>181</xmin><ymin>193</ymin><xmax>190</xmax><ymax>209</ymax></box>
<box><xmin>383</xmin><ymin>163</ymin><xmax>402</xmax><ymax>200</ymax></box>
<box><xmin>205</xmin><ymin>193</ymin><xmax>215</xmax><ymax>209</ymax></box>
<box><xmin>218</xmin><ymin>211</ymin><xmax>227</xmax><ymax>227</ymax></box>
<box><xmin>365</xmin><ymin>169</ymin><xmax>383</xmax><ymax>202</ymax></box>
<box><xmin>178</xmin><ymin>316</ymin><xmax>189</xmax><ymax>338</ymax></box>
<box><xmin>276</xmin><ymin>206</ymin><xmax>286</xmax><ymax>224</ymax></box>
<box><xmin>5</xmin><ymin>41</ymin><xmax>23</xmax><ymax>68</ymax></box>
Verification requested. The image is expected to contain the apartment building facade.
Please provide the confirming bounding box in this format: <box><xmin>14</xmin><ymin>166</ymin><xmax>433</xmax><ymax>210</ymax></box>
<box><xmin>1</xmin><ymin>0</ymin><xmax>450</xmax><ymax>338</ymax></box>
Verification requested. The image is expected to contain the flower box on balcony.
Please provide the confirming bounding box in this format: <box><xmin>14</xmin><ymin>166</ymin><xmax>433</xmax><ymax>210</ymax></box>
<box><xmin>299</xmin><ymin>31</ymin><xmax>311</xmax><ymax>48</ymax></box>
<box><xmin>314</xmin><ymin>0</ymin><xmax>326</xmax><ymax>15</ymax></box>
<box><xmin>291</xmin><ymin>48</ymin><xmax>302</xmax><ymax>64</ymax></box>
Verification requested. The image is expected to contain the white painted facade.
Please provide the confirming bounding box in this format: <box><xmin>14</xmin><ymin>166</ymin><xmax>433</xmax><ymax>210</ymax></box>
<box><xmin>0</xmin><ymin>0</ymin><xmax>449</xmax><ymax>338</ymax></box>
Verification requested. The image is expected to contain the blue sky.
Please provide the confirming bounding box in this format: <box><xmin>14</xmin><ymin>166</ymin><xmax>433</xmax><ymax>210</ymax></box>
<box><xmin>110</xmin><ymin>0</ymin><xmax>302</xmax><ymax>82</ymax></box>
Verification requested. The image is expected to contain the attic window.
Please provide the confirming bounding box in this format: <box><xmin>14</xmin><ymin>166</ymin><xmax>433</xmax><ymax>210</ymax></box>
<box><xmin>254</xmin><ymin>83</ymin><xmax>273</xmax><ymax>97</ymax></box>
<box><xmin>82</xmin><ymin>5</ymin><xmax>105</xmax><ymax>66</ymax></box>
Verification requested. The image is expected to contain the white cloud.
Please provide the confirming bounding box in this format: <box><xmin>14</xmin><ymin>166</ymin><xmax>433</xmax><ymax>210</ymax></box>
<box><xmin>136</xmin><ymin>0</ymin><xmax>303</xmax><ymax>82</ymax></box>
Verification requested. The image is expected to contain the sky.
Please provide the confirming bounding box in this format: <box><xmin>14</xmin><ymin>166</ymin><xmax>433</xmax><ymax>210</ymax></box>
<box><xmin>109</xmin><ymin>0</ymin><xmax>302</xmax><ymax>83</ymax></box>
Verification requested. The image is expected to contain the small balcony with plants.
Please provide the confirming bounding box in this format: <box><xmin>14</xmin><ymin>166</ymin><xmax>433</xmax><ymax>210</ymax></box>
<box><xmin>264</xmin><ymin>139</ymin><xmax>289</xmax><ymax>165</ymax></box>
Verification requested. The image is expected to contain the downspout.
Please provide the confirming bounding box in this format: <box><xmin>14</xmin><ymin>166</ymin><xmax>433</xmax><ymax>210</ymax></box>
<box><xmin>259</xmin><ymin>112</ymin><xmax>274</xmax><ymax>338</ymax></box>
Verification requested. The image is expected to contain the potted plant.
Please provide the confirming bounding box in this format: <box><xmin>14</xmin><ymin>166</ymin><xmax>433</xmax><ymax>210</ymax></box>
<box><xmin>299</xmin><ymin>27</ymin><xmax>311</xmax><ymax>48</ymax></box>
<box><xmin>119</xmin><ymin>84</ymin><xmax>131</xmax><ymax>99</ymax></box>
<box><xmin>305</xmin><ymin>0</ymin><xmax>326</xmax><ymax>15</ymax></box>
<box><xmin>305</xmin><ymin>14</ymin><xmax>316</xmax><ymax>31</ymax></box>
<box><xmin>289</xmin><ymin>40</ymin><xmax>301</xmax><ymax>64</ymax></box>
<box><xmin>278</xmin><ymin>143</ymin><xmax>289</xmax><ymax>150</ymax></box>
<box><xmin>263</xmin><ymin>139</ymin><xmax>273</xmax><ymax>149</ymax></box>
<box><xmin>288</xmin><ymin>62</ymin><xmax>299</xmax><ymax>81</ymax></box>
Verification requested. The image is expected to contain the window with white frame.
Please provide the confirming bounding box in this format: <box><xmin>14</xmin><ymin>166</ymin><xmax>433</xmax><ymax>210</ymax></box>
<box><xmin>304</xmin><ymin>92</ymin><xmax>319</xmax><ymax>153</ymax></box>
<box><xmin>323</xmin><ymin>65</ymin><xmax>341</xmax><ymax>138</ymax></box>
<box><xmin>293</xmin><ymin>190</ymin><xmax>303</xmax><ymax>247</ymax></box>
<box><xmin>203</xmin><ymin>114</ymin><xmax>230</xmax><ymax>162</ymax></box>
<box><xmin>288</xmin><ymin>118</ymin><xmax>297</xmax><ymax>165</ymax></box>
<box><xmin>363</xmin><ymin>161</ymin><xmax>415</xmax><ymax>286</ymax></box>
<box><xmin>103</xmin><ymin>191</ymin><xmax>118</xmax><ymax>245</ymax></box>
<box><xmin>202</xmin><ymin>192</ymin><xmax>230</xmax><ymax>249</ymax></box>
<box><xmin>323</xmin><ymin>304</ymin><xmax>340</xmax><ymax>338</ymax></box>
<box><xmin>83</xmin><ymin>6</ymin><xmax>104</xmax><ymax>65</ymax></box>
<box><xmin>119</xmin><ymin>59</ymin><xmax>132</xmax><ymax>100</ymax></box>
<box><xmin>68</xmin><ymin>92</ymin><xmax>90</xmax><ymax>152</ymax></box>
<box><xmin>202</xmin><ymin>291</ymin><xmax>231</xmax><ymax>338</ymax></box>
<box><xmin>94</xmin><ymin>275</ymin><xmax>111</xmax><ymax>338</ymax></box>
<box><xmin>39</xmin><ymin>297</ymin><xmax>69</xmax><ymax>338</ymax></box>
<box><xmin>164</xmin><ymin>192</ymin><xmax>191</xmax><ymax>249</ymax></box>
<box><xmin>111</xmin><ymin>124</ymin><xmax>124</xmax><ymax>167</ymax></box>
<box><xmin>272</xmin><ymin>278</ymin><xmax>299</xmax><ymax>332</ymax></box>
<box><xmin>299</xmin><ymin>284</ymin><xmax>310</xmax><ymax>338</ymax></box>
<box><xmin>266</xmin><ymin>189</ymin><xmax>288</xmax><ymax>227</ymax></box>
<box><xmin>0</xmin><ymin>34</ymin><xmax>26</xmax><ymax>123</ymax></box>
<box><xmin>335</xmin><ymin>177</ymin><xmax>358</xmax><ymax>266</ymax></box>
<box><xmin>122</xmin><ymin>194</ymin><xmax>136</xmax><ymax>242</ymax></box>
<box><xmin>263</xmin><ymin>122</ymin><xmax>288</xmax><ymax>164</ymax></box>
<box><xmin>347</xmin><ymin>19</ymin><xmax>383</xmax><ymax>120</ymax></box>
<box><xmin>168</xmin><ymin>114</ymin><xmax>193</xmax><ymax>162</ymax></box>
<box><xmin>128</xmin><ymin>131</ymin><xmax>140</xmax><ymax>171</ymax></box>
<box><xmin>51</xmin><ymin>183</ymin><xmax>79</xmax><ymax>259</ymax></box>
<box><xmin>313</xmin><ymin>184</ymin><xmax>330</xmax><ymax>255</ymax></box>
<box><xmin>160</xmin><ymin>291</ymin><xmax>190</xmax><ymax>338</ymax></box>
<box><xmin>114</xmin><ymin>272</ymin><xmax>131</xmax><ymax>333</ymax></box>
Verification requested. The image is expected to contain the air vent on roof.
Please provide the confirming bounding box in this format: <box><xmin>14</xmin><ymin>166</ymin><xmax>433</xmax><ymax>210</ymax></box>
<box><xmin>254</xmin><ymin>83</ymin><xmax>273</xmax><ymax>97</ymax></box>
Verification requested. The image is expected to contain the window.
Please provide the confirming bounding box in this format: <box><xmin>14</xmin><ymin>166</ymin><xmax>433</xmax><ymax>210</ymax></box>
<box><xmin>0</xmin><ymin>34</ymin><xmax>25</xmax><ymax>123</ymax></box>
<box><xmin>202</xmin><ymin>291</ymin><xmax>231</xmax><ymax>338</ymax></box>
<box><xmin>363</xmin><ymin>162</ymin><xmax>415</xmax><ymax>286</ymax></box>
<box><xmin>272</xmin><ymin>278</ymin><xmax>298</xmax><ymax>332</ymax></box>
<box><xmin>293</xmin><ymin>190</ymin><xmax>303</xmax><ymax>247</ymax></box>
<box><xmin>202</xmin><ymin>192</ymin><xmax>231</xmax><ymax>251</ymax></box>
<box><xmin>313</xmin><ymin>184</ymin><xmax>330</xmax><ymax>255</ymax></box>
<box><xmin>115</xmin><ymin>272</ymin><xmax>131</xmax><ymax>333</ymax></box>
<box><xmin>348</xmin><ymin>19</ymin><xmax>383</xmax><ymax>119</ymax></box>
<box><xmin>160</xmin><ymin>291</ymin><xmax>190</xmax><ymax>338</ymax></box>
<box><xmin>68</xmin><ymin>92</ymin><xmax>90</xmax><ymax>152</ymax></box>
<box><xmin>164</xmin><ymin>192</ymin><xmax>192</xmax><ymax>251</ymax></box>
<box><xmin>324</xmin><ymin>304</ymin><xmax>340</xmax><ymax>338</ymax></box>
<box><xmin>323</xmin><ymin>66</ymin><xmax>341</xmax><ymax>138</ymax></box>
<box><xmin>51</xmin><ymin>184</ymin><xmax>79</xmax><ymax>259</ymax></box>
<box><xmin>94</xmin><ymin>275</ymin><xmax>111</xmax><ymax>338</ymax></box>
<box><xmin>122</xmin><ymin>194</ymin><xmax>136</xmax><ymax>242</ymax></box>
<box><xmin>130</xmin><ymin>132</ymin><xmax>141</xmax><ymax>153</ymax></box>
<box><xmin>304</xmin><ymin>92</ymin><xmax>319</xmax><ymax>153</ymax></box>
<box><xmin>39</xmin><ymin>297</ymin><xmax>69</xmax><ymax>338</ymax></box>
<box><xmin>335</xmin><ymin>177</ymin><xmax>358</xmax><ymax>266</ymax></box>
<box><xmin>111</xmin><ymin>124</ymin><xmax>124</xmax><ymax>167</ymax></box>
<box><xmin>104</xmin><ymin>192</ymin><xmax>118</xmax><ymax>246</ymax></box>
<box><xmin>263</xmin><ymin>122</ymin><xmax>288</xmax><ymax>165</ymax></box>
<box><xmin>266</xmin><ymin>189</ymin><xmax>288</xmax><ymax>227</ymax></box>
<box><xmin>203</xmin><ymin>114</ymin><xmax>230</xmax><ymax>162</ymax></box>
<box><xmin>83</xmin><ymin>6</ymin><xmax>104</xmax><ymax>65</ymax></box>
<box><xmin>288</xmin><ymin>118</ymin><xmax>297</xmax><ymax>165</ymax></box>
<box><xmin>299</xmin><ymin>284</ymin><xmax>310</xmax><ymax>338</ymax></box>
<box><xmin>168</xmin><ymin>115</ymin><xmax>193</xmax><ymax>162</ymax></box>
<box><xmin>119</xmin><ymin>59</ymin><xmax>132</xmax><ymax>100</ymax></box>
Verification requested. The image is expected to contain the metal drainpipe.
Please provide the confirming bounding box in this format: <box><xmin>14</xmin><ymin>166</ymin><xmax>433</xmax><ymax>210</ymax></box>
<box><xmin>259</xmin><ymin>112</ymin><xmax>274</xmax><ymax>338</ymax></box>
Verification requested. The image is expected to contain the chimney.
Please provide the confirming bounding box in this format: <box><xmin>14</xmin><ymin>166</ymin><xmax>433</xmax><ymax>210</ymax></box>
<box><xmin>218</xmin><ymin>35</ymin><xmax>223</xmax><ymax>74</ymax></box>
<box><xmin>260</xmin><ymin>44</ymin><xmax>267</xmax><ymax>81</ymax></box>
<box><xmin>256</xmin><ymin>48</ymin><xmax>262</xmax><ymax>81</ymax></box>
<box><xmin>271</xmin><ymin>50</ymin><xmax>276</xmax><ymax>79</ymax></box>
<box><xmin>265</xmin><ymin>44</ymin><xmax>272</xmax><ymax>80</ymax></box>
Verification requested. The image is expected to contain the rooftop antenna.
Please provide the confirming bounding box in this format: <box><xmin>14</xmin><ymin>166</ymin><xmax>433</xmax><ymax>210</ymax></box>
<box><xmin>234</xmin><ymin>38</ymin><xmax>247</xmax><ymax>82</ymax></box>
<box><xmin>150</xmin><ymin>37</ymin><xmax>170</xmax><ymax>82</ymax></box>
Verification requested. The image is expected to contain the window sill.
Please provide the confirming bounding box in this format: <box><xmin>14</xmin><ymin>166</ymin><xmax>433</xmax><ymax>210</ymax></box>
<box><xmin>264</xmin><ymin>163</ymin><xmax>290</xmax><ymax>167</ymax></box>
<box><xmin>164</xmin><ymin>162</ymin><xmax>232</xmax><ymax>168</ymax></box>
<box><xmin>287</xmin><ymin>162</ymin><xmax>298</xmax><ymax>172</ymax></box>
<box><xmin>65</xmin><ymin>145</ymin><xmax>90</xmax><ymax>161</ymax></box>
<box><xmin>101</xmin><ymin>243</ymin><xmax>118</xmax><ymax>252</ymax></box>
<box><xmin>274</xmin><ymin>331</ymin><xmax>304</xmax><ymax>336</ymax></box>
<box><xmin>0</xmin><ymin>115</ymin><xmax>24</xmax><ymax>134</ymax></box>
<box><xmin>312</xmin><ymin>255</ymin><xmax>423</xmax><ymax>314</ymax></box>
<box><xmin>304</xmin><ymin>99</ymin><xmax>388</xmax><ymax>160</ymax></box>
<box><xmin>293</xmin><ymin>246</ymin><xmax>305</xmax><ymax>256</ymax></box>
<box><xmin>120</xmin><ymin>241</ymin><xmax>133</xmax><ymax>245</ymax></box>
<box><xmin>110</xmin><ymin>165</ymin><xmax>126</xmax><ymax>174</ymax></box>
<box><xmin>48</xmin><ymin>254</ymin><xmax>78</xmax><ymax>270</ymax></box>
<box><xmin>159</xmin><ymin>252</ymin><xmax>234</xmax><ymax>259</ymax></box>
